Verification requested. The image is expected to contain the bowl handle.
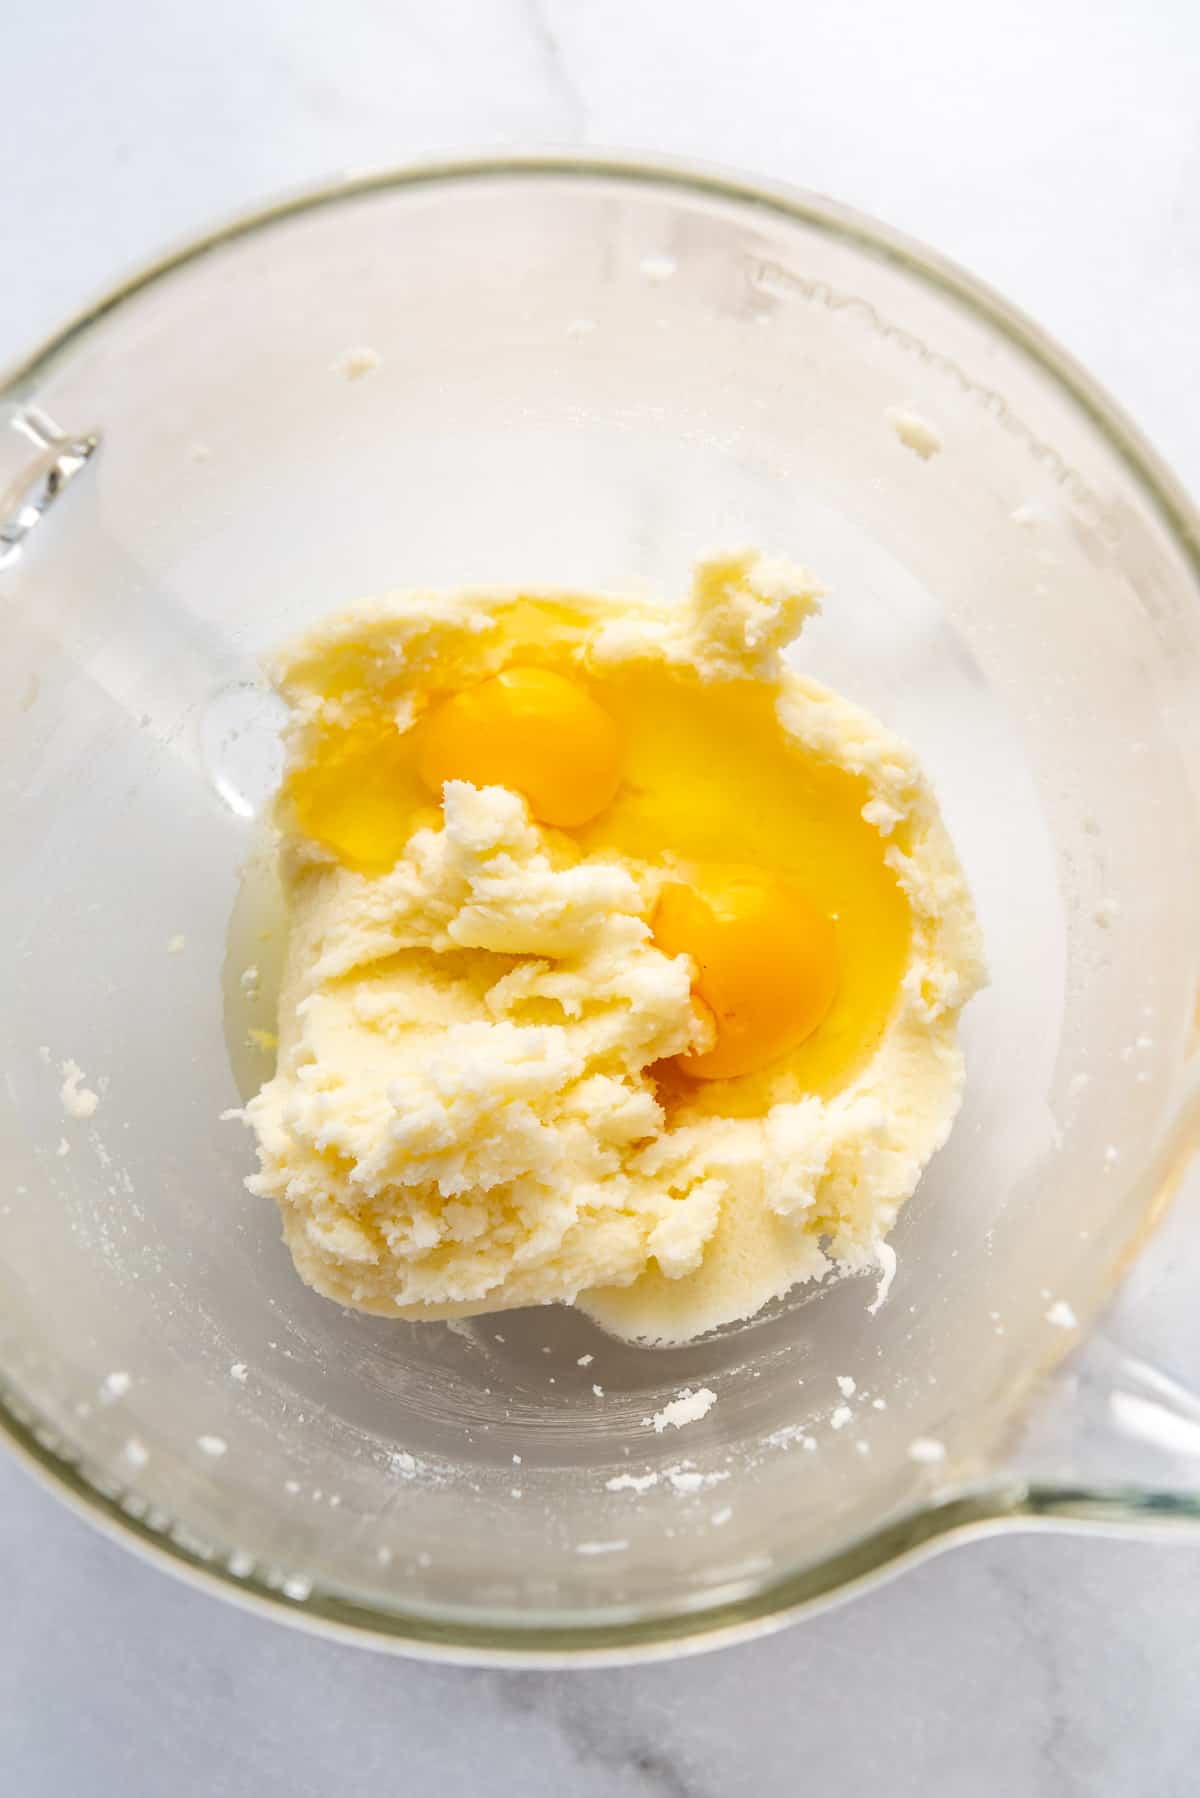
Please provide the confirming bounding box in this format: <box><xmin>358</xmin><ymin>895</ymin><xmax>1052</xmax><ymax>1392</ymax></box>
<box><xmin>1002</xmin><ymin>1110</ymin><xmax>1200</xmax><ymax>1530</ymax></box>
<box><xmin>1005</xmin><ymin>1332</ymin><xmax>1200</xmax><ymax>1528</ymax></box>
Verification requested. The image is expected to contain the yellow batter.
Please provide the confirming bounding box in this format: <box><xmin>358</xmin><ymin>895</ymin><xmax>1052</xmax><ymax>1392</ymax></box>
<box><xmin>236</xmin><ymin>552</ymin><xmax>984</xmax><ymax>1343</ymax></box>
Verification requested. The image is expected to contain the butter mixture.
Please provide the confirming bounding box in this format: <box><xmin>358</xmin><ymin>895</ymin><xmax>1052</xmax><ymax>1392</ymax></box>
<box><xmin>237</xmin><ymin>553</ymin><xmax>984</xmax><ymax>1343</ymax></box>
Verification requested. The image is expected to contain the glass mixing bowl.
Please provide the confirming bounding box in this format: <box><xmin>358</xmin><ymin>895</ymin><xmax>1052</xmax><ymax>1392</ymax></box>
<box><xmin>3</xmin><ymin>155</ymin><xmax>1200</xmax><ymax>1664</ymax></box>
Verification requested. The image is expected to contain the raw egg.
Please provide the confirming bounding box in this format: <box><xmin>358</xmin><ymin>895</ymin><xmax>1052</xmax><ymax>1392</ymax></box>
<box><xmin>287</xmin><ymin>712</ymin><xmax>425</xmax><ymax>872</ymax></box>
<box><xmin>652</xmin><ymin>872</ymin><xmax>839</xmax><ymax>1079</ymax></box>
<box><xmin>418</xmin><ymin>666</ymin><xmax>622</xmax><ymax>828</ymax></box>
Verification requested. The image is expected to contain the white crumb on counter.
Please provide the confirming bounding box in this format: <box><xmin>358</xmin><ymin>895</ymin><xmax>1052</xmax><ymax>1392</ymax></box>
<box><xmin>592</xmin><ymin>1383</ymin><xmax>605</xmax><ymax>1398</ymax></box>
<box><xmin>836</xmin><ymin>1375</ymin><xmax>856</xmax><ymax>1399</ymax></box>
<box><xmin>166</xmin><ymin>934</ymin><xmax>187</xmax><ymax>954</ymax></box>
<box><xmin>389</xmin><ymin>1451</ymin><xmax>417</xmax><ymax>1476</ymax></box>
<box><xmin>122</xmin><ymin>1437</ymin><xmax>148</xmax><ymax>1469</ymax></box>
<box><xmin>887</xmin><ymin>406</ymin><xmax>942</xmax><ymax>459</ymax></box>
<box><xmin>576</xmin><ymin>1538</ymin><xmax>629</xmax><ymax>1556</ymax></box>
<box><xmin>1046</xmin><ymin>1299</ymin><xmax>1078</xmax><ymax>1330</ymax></box>
<box><xmin>60</xmin><ymin>1060</ymin><xmax>99</xmax><ymax>1119</ymax></box>
<box><xmin>56</xmin><ymin>1137</ymin><xmax>70</xmax><ymax>1157</ymax></box>
<box><xmin>830</xmin><ymin>1405</ymin><xmax>853</xmax><ymax>1430</ymax></box>
<box><xmin>332</xmin><ymin>346</ymin><xmax>381</xmax><ymax>380</ymax></box>
<box><xmin>646</xmin><ymin>1387</ymin><xmax>717</xmax><ymax>1433</ymax></box>
<box><xmin>197</xmin><ymin>1434</ymin><xmax>228</xmax><ymax>1457</ymax></box>
<box><xmin>100</xmin><ymin>1371</ymin><xmax>131</xmax><ymax>1403</ymax></box>
<box><xmin>908</xmin><ymin>1436</ymin><xmax>947</xmax><ymax>1464</ymax></box>
<box><xmin>711</xmin><ymin>1505</ymin><xmax>733</xmax><ymax>1526</ymax></box>
<box><xmin>605</xmin><ymin>1471</ymin><xmax>659</xmax><ymax>1494</ymax></box>
<box><xmin>576</xmin><ymin>1354</ymin><xmax>594</xmax><ymax>1367</ymax></box>
<box><xmin>240</xmin><ymin>965</ymin><xmax>261</xmax><ymax>997</ymax></box>
<box><xmin>229</xmin><ymin>1362</ymin><xmax>249</xmax><ymax>1383</ymax></box>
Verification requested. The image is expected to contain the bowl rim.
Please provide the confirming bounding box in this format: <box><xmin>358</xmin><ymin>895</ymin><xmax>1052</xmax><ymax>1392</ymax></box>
<box><xmin>4</xmin><ymin>149</ymin><xmax>1200</xmax><ymax>1664</ymax></box>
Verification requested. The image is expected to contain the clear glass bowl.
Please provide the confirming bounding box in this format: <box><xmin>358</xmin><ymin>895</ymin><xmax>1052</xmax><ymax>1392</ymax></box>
<box><xmin>3</xmin><ymin>155</ymin><xmax>1200</xmax><ymax>1664</ymax></box>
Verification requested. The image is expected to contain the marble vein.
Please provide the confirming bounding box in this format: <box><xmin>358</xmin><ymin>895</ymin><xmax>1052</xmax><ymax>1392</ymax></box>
<box><xmin>492</xmin><ymin>1672</ymin><xmax>704</xmax><ymax>1798</ymax></box>
<box><xmin>519</xmin><ymin>0</ymin><xmax>588</xmax><ymax>139</ymax></box>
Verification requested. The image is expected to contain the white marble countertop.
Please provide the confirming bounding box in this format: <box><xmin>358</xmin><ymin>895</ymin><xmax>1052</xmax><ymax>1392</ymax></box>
<box><xmin>4</xmin><ymin>3</ymin><xmax>1199</xmax><ymax>1792</ymax></box>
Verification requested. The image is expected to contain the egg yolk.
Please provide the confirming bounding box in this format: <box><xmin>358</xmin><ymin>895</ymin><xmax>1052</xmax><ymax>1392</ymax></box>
<box><xmin>286</xmin><ymin>606</ymin><xmax>908</xmax><ymax>1100</ymax></box>
<box><xmin>652</xmin><ymin>873</ymin><xmax>839</xmax><ymax>1080</ymax></box>
<box><xmin>417</xmin><ymin>666</ymin><xmax>622</xmax><ymax>829</ymax></box>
